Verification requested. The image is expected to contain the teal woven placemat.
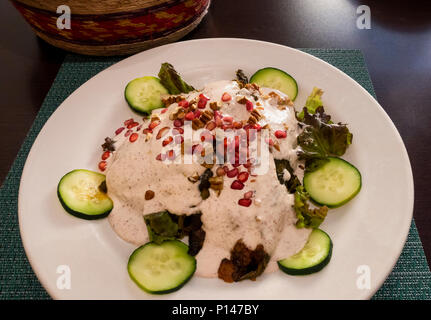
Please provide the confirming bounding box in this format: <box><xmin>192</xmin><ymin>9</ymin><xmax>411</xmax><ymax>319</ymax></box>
<box><xmin>0</xmin><ymin>49</ymin><xmax>430</xmax><ymax>300</ymax></box>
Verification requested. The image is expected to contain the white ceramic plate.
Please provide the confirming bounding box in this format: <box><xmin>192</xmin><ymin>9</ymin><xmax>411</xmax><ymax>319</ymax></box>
<box><xmin>18</xmin><ymin>38</ymin><xmax>414</xmax><ymax>300</ymax></box>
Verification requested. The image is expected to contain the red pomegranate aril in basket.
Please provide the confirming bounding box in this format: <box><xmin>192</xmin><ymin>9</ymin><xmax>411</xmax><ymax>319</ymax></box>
<box><xmin>194</xmin><ymin>110</ymin><xmax>201</xmax><ymax>118</ymax></box>
<box><xmin>173</xmin><ymin>119</ymin><xmax>183</xmax><ymax>127</ymax></box>
<box><xmin>275</xmin><ymin>130</ymin><xmax>287</xmax><ymax>139</ymax></box>
<box><xmin>136</xmin><ymin>124</ymin><xmax>142</xmax><ymax>131</ymax></box>
<box><xmin>185</xmin><ymin>112</ymin><xmax>195</xmax><ymax>121</ymax></box>
<box><xmin>156</xmin><ymin>126</ymin><xmax>170</xmax><ymax>140</ymax></box>
<box><xmin>129</xmin><ymin>133</ymin><xmax>138</xmax><ymax>142</ymax></box>
<box><xmin>167</xmin><ymin>149</ymin><xmax>175</xmax><ymax>160</ymax></box>
<box><xmin>115</xmin><ymin>127</ymin><xmax>125</xmax><ymax>135</ymax></box>
<box><xmin>173</xmin><ymin>127</ymin><xmax>184</xmax><ymax>135</ymax></box>
<box><xmin>246</xmin><ymin>100</ymin><xmax>254</xmax><ymax>111</ymax></box>
<box><xmin>222</xmin><ymin>92</ymin><xmax>232</xmax><ymax>102</ymax></box>
<box><xmin>101</xmin><ymin>151</ymin><xmax>110</xmax><ymax>160</ymax></box>
<box><xmin>243</xmin><ymin>191</ymin><xmax>254</xmax><ymax>199</ymax></box>
<box><xmin>124</xmin><ymin>118</ymin><xmax>134</xmax><ymax>126</ymax></box>
<box><xmin>238</xmin><ymin>198</ymin><xmax>252</xmax><ymax>207</ymax></box>
<box><xmin>98</xmin><ymin>161</ymin><xmax>107</xmax><ymax>171</ymax></box>
<box><xmin>161</xmin><ymin>108</ymin><xmax>168</xmax><ymax>114</ymax></box>
<box><xmin>127</xmin><ymin>121</ymin><xmax>139</xmax><ymax>129</ymax></box>
<box><xmin>162</xmin><ymin>136</ymin><xmax>173</xmax><ymax>146</ymax></box>
<box><xmin>223</xmin><ymin>116</ymin><xmax>233</xmax><ymax>123</ymax></box>
<box><xmin>178</xmin><ymin>100</ymin><xmax>189</xmax><ymax>108</ymax></box>
<box><xmin>266</xmin><ymin>138</ymin><xmax>274</xmax><ymax>146</ymax></box>
<box><xmin>149</xmin><ymin>120</ymin><xmax>160</xmax><ymax>130</ymax></box>
<box><xmin>231</xmin><ymin>180</ymin><xmax>244</xmax><ymax>190</ymax></box>
<box><xmin>125</xmin><ymin>129</ymin><xmax>132</xmax><ymax>137</ymax></box>
<box><xmin>156</xmin><ymin>153</ymin><xmax>165</xmax><ymax>161</ymax></box>
<box><xmin>227</xmin><ymin>168</ymin><xmax>239</xmax><ymax>178</ymax></box>
<box><xmin>198</xmin><ymin>94</ymin><xmax>209</xmax><ymax>109</ymax></box>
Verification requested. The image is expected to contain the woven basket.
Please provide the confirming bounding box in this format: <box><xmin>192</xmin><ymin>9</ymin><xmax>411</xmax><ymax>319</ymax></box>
<box><xmin>11</xmin><ymin>0</ymin><xmax>210</xmax><ymax>56</ymax></box>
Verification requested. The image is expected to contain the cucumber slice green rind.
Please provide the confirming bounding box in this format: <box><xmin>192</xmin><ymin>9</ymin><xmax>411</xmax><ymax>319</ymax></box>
<box><xmin>250</xmin><ymin>67</ymin><xmax>298</xmax><ymax>101</ymax></box>
<box><xmin>303</xmin><ymin>157</ymin><xmax>362</xmax><ymax>208</ymax></box>
<box><xmin>124</xmin><ymin>76</ymin><xmax>169</xmax><ymax>115</ymax></box>
<box><xmin>278</xmin><ymin>229</ymin><xmax>332</xmax><ymax>275</ymax></box>
<box><xmin>57</xmin><ymin>169</ymin><xmax>113</xmax><ymax>220</ymax></box>
<box><xmin>128</xmin><ymin>240</ymin><xmax>196</xmax><ymax>294</ymax></box>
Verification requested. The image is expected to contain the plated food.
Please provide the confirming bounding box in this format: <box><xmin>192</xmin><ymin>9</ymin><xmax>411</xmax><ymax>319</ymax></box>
<box><xmin>57</xmin><ymin>63</ymin><xmax>361</xmax><ymax>294</ymax></box>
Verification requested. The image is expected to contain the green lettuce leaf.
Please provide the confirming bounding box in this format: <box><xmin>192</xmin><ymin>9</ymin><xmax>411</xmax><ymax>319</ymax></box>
<box><xmin>158</xmin><ymin>63</ymin><xmax>195</xmax><ymax>95</ymax></box>
<box><xmin>297</xmin><ymin>106</ymin><xmax>352</xmax><ymax>161</ymax></box>
<box><xmin>144</xmin><ymin>211</ymin><xmax>179</xmax><ymax>244</ymax></box>
<box><xmin>294</xmin><ymin>186</ymin><xmax>328</xmax><ymax>228</ymax></box>
<box><xmin>297</xmin><ymin>87</ymin><xmax>324</xmax><ymax>120</ymax></box>
<box><xmin>274</xmin><ymin>159</ymin><xmax>301</xmax><ymax>193</ymax></box>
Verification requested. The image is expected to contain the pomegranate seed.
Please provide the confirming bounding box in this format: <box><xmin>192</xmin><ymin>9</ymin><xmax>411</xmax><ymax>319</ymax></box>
<box><xmin>266</xmin><ymin>138</ymin><xmax>274</xmax><ymax>146</ymax></box>
<box><xmin>216</xmin><ymin>167</ymin><xmax>226</xmax><ymax>176</ymax></box>
<box><xmin>167</xmin><ymin>149</ymin><xmax>175</xmax><ymax>160</ymax></box>
<box><xmin>143</xmin><ymin>128</ymin><xmax>153</xmax><ymax>134</ymax></box>
<box><xmin>129</xmin><ymin>133</ymin><xmax>138</xmax><ymax>142</ymax></box>
<box><xmin>223</xmin><ymin>116</ymin><xmax>233</xmax><ymax>123</ymax></box>
<box><xmin>194</xmin><ymin>110</ymin><xmax>201</xmax><ymax>118</ymax></box>
<box><xmin>161</xmin><ymin>108</ymin><xmax>168</xmax><ymax>114</ymax></box>
<box><xmin>246</xmin><ymin>100</ymin><xmax>254</xmax><ymax>111</ymax></box>
<box><xmin>173</xmin><ymin>119</ymin><xmax>183</xmax><ymax>127</ymax></box>
<box><xmin>275</xmin><ymin>130</ymin><xmax>287</xmax><ymax>139</ymax></box>
<box><xmin>156</xmin><ymin>126</ymin><xmax>170</xmax><ymax>140</ymax></box>
<box><xmin>101</xmin><ymin>151</ymin><xmax>110</xmax><ymax>160</ymax></box>
<box><xmin>136</xmin><ymin>124</ymin><xmax>142</xmax><ymax>131</ymax></box>
<box><xmin>156</xmin><ymin>153</ymin><xmax>165</xmax><ymax>161</ymax></box>
<box><xmin>98</xmin><ymin>161</ymin><xmax>107</xmax><ymax>171</ymax></box>
<box><xmin>127</xmin><ymin>121</ymin><xmax>139</xmax><ymax>129</ymax></box>
<box><xmin>178</xmin><ymin>100</ymin><xmax>189</xmax><ymax>108</ymax></box>
<box><xmin>223</xmin><ymin>166</ymin><xmax>229</xmax><ymax>173</ymax></box>
<box><xmin>162</xmin><ymin>136</ymin><xmax>173</xmax><ymax>146</ymax></box>
<box><xmin>185</xmin><ymin>111</ymin><xmax>195</xmax><ymax>121</ymax></box>
<box><xmin>174</xmin><ymin>135</ymin><xmax>184</xmax><ymax>144</ymax></box>
<box><xmin>173</xmin><ymin>127</ymin><xmax>184</xmax><ymax>135</ymax></box>
<box><xmin>115</xmin><ymin>127</ymin><xmax>125</xmax><ymax>135</ymax></box>
<box><xmin>206</xmin><ymin>121</ymin><xmax>216</xmax><ymax>131</ymax></box>
<box><xmin>227</xmin><ymin>168</ymin><xmax>239</xmax><ymax>178</ymax></box>
<box><xmin>243</xmin><ymin>191</ymin><xmax>254</xmax><ymax>199</ymax></box>
<box><xmin>231</xmin><ymin>180</ymin><xmax>244</xmax><ymax>190</ymax></box>
<box><xmin>124</xmin><ymin>118</ymin><xmax>134</xmax><ymax>126</ymax></box>
<box><xmin>149</xmin><ymin>120</ymin><xmax>160</xmax><ymax>130</ymax></box>
<box><xmin>232</xmin><ymin>162</ymin><xmax>241</xmax><ymax>168</ymax></box>
<box><xmin>238</xmin><ymin>198</ymin><xmax>252</xmax><ymax>207</ymax></box>
<box><xmin>198</xmin><ymin>94</ymin><xmax>209</xmax><ymax>109</ymax></box>
<box><xmin>238</xmin><ymin>171</ymin><xmax>248</xmax><ymax>182</ymax></box>
<box><xmin>222</xmin><ymin>92</ymin><xmax>232</xmax><ymax>102</ymax></box>
<box><xmin>253</xmin><ymin>123</ymin><xmax>262</xmax><ymax>131</ymax></box>
<box><xmin>125</xmin><ymin>129</ymin><xmax>132</xmax><ymax>137</ymax></box>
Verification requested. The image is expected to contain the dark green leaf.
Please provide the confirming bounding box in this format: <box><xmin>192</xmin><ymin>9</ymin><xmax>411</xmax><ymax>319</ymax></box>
<box><xmin>294</xmin><ymin>186</ymin><xmax>328</xmax><ymax>228</ymax></box>
<box><xmin>274</xmin><ymin>159</ymin><xmax>301</xmax><ymax>193</ymax></box>
<box><xmin>158</xmin><ymin>63</ymin><xmax>195</xmax><ymax>94</ymax></box>
<box><xmin>297</xmin><ymin>106</ymin><xmax>352</xmax><ymax>161</ymax></box>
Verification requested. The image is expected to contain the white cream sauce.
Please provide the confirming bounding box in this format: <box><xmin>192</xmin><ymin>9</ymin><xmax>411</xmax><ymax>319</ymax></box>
<box><xmin>104</xmin><ymin>80</ymin><xmax>311</xmax><ymax>278</ymax></box>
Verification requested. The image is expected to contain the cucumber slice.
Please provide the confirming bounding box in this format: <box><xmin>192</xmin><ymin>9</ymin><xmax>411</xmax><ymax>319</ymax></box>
<box><xmin>57</xmin><ymin>169</ymin><xmax>113</xmax><ymax>220</ymax></box>
<box><xmin>124</xmin><ymin>76</ymin><xmax>169</xmax><ymax>114</ymax></box>
<box><xmin>304</xmin><ymin>157</ymin><xmax>361</xmax><ymax>208</ymax></box>
<box><xmin>250</xmin><ymin>67</ymin><xmax>298</xmax><ymax>101</ymax></box>
<box><xmin>128</xmin><ymin>240</ymin><xmax>196</xmax><ymax>294</ymax></box>
<box><xmin>278</xmin><ymin>229</ymin><xmax>332</xmax><ymax>275</ymax></box>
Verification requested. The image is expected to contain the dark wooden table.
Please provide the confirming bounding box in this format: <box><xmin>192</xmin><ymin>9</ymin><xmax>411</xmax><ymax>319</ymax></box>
<box><xmin>1</xmin><ymin>0</ymin><xmax>430</xmax><ymax>265</ymax></box>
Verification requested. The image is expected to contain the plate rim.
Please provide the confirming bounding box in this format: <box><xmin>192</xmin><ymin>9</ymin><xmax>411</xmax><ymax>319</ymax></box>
<box><xmin>18</xmin><ymin>37</ymin><xmax>414</xmax><ymax>300</ymax></box>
